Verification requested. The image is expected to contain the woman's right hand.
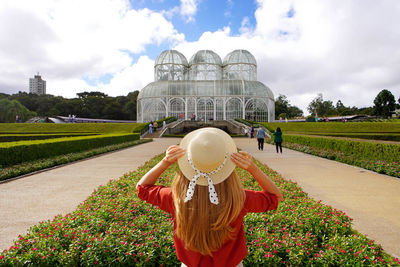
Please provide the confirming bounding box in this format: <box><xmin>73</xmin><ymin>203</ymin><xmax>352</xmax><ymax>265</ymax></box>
<box><xmin>163</xmin><ymin>145</ymin><xmax>186</xmax><ymax>164</ymax></box>
<box><xmin>231</xmin><ymin>151</ymin><xmax>255</xmax><ymax>171</ymax></box>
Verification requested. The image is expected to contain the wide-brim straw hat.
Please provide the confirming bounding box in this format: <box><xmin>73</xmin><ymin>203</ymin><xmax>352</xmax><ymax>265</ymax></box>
<box><xmin>177</xmin><ymin>127</ymin><xmax>237</xmax><ymax>186</ymax></box>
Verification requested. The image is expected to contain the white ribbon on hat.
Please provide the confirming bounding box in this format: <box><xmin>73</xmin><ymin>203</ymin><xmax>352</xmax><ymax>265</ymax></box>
<box><xmin>184</xmin><ymin>151</ymin><xmax>228</xmax><ymax>205</ymax></box>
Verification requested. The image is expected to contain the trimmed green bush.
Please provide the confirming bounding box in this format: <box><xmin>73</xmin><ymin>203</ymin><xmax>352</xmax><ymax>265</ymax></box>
<box><xmin>261</xmin><ymin>122</ymin><xmax>400</xmax><ymax>135</ymax></box>
<box><xmin>304</xmin><ymin>132</ymin><xmax>400</xmax><ymax>142</ymax></box>
<box><xmin>0</xmin><ymin>123</ymin><xmax>148</xmax><ymax>134</ymax></box>
<box><xmin>281</xmin><ymin>135</ymin><xmax>400</xmax><ymax>163</ymax></box>
<box><xmin>0</xmin><ymin>133</ymin><xmax>98</xmax><ymax>142</ymax></box>
<box><xmin>0</xmin><ymin>133</ymin><xmax>140</xmax><ymax>167</ymax></box>
<box><xmin>0</xmin><ymin>139</ymin><xmax>151</xmax><ymax>181</ymax></box>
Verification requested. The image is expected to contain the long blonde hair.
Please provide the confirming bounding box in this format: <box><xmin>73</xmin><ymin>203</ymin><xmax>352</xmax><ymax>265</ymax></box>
<box><xmin>172</xmin><ymin>170</ymin><xmax>245</xmax><ymax>256</ymax></box>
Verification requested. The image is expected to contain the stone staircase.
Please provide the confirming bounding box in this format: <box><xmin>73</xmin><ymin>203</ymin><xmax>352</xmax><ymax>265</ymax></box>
<box><xmin>142</xmin><ymin>120</ymin><xmax>181</xmax><ymax>138</ymax></box>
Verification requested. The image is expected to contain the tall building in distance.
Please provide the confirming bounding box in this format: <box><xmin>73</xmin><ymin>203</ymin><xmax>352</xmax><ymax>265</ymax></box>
<box><xmin>29</xmin><ymin>73</ymin><xmax>46</xmax><ymax>95</ymax></box>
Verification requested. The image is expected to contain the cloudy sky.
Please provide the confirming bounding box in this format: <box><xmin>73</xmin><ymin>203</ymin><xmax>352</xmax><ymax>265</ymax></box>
<box><xmin>0</xmin><ymin>0</ymin><xmax>399</xmax><ymax>115</ymax></box>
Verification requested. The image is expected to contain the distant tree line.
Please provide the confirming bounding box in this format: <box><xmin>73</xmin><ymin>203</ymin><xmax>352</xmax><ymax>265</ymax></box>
<box><xmin>0</xmin><ymin>88</ymin><xmax>398</xmax><ymax>123</ymax></box>
<box><xmin>0</xmin><ymin>91</ymin><xmax>139</xmax><ymax>123</ymax></box>
<box><xmin>275</xmin><ymin>89</ymin><xmax>399</xmax><ymax>120</ymax></box>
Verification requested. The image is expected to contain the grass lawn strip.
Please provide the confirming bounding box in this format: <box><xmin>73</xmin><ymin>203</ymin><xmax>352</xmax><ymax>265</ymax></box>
<box><xmin>0</xmin><ymin>154</ymin><xmax>398</xmax><ymax>266</ymax></box>
<box><xmin>0</xmin><ymin>139</ymin><xmax>151</xmax><ymax>182</ymax></box>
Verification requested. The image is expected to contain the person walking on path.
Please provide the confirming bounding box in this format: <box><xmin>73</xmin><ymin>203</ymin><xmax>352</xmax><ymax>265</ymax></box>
<box><xmin>153</xmin><ymin>121</ymin><xmax>158</xmax><ymax>132</ymax></box>
<box><xmin>136</xmin><ymin>128</ymin><xmax>283</xmax><ymax>267</ymax></box>
<box><xmin>273</xmin><ymin>127</ymin><xmax>283</xmax><ymax>153</ymax></box>
<box><xmin>149</xmin><ymin>122</ymin><xmax>153</xmax><ymax>134</ymax></box>
<box><xmin>244</xmin><ymin>128</ymin><xmax>249</xmax><ymax>137</ymax></box>
<box><xmin>250</xmin><ymin>126</ymin><xmax>254</xmax><ymax>138</ymax></box>
<box><xmin>163</xmin><ymin>120</ymin><xmax>167</xmax><ymax>129</ymax></box>
<box><xmin>256</xmin><ymin>127</ymin><xmax>266</xmax><ymax>151</ymax></box>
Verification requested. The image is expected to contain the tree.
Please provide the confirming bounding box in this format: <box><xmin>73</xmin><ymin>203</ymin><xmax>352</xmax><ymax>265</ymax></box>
<box><xmin>287</xmin><ymin>106</ymin><xmax>303</xmax><ymax>118</ymax></box>
<box><xmin>122</xmin><ymin>91</ymin><xmax>139</xmax><ymax>120</ymax></box>
<box><xmin>5</xmin><ymin>90</ymin><xmax>140</xmax><ymax>121</ymax></box>
<box><xmin>307</xmin><ymin>94</ymin><xmax>335</xmax><ymax>117</ymax></box>
<box><xmin>77</xmin><ymin>91</ymin><xmax>108</xmax><ymax>99</ymax></box>
<box><xmin>0</xmin><ymin>98</ymin><xmax>36</xmax><ymax>122</ymax></box>
<box><xmin>0</xmin><ymin>93</ymin><xmax>9</xmax><ymax>99</ymax></box>
<box><xmin>373</xmin><ymin>89</ymin><xmax>396</xmax><ymax>117</ymax></box>
<box><xmin>275</xmin><ymin>94</ymin><xmax>303</xmax><ymax>119</ymax></box>
<box><xmin>335</xmin><ymin>100</ymin><xmax>346</xmax><ymax>114</ymax></box>
<box><xmin>275</xmin><ymin>95</ymin><xmax>290</xmax><ymax>119</ymax></box>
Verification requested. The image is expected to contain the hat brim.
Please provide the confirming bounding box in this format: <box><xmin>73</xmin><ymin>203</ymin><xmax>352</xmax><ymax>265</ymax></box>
<box><xmin>177</xmin><ymin>127</ymin><xmax>237</xmax><ymax>186</ymax></box>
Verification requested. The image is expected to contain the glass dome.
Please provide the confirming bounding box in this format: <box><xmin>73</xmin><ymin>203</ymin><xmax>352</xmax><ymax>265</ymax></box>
<box><xmin>223</xmin><ymin>49</ymin><xmax>257</xmax><ymax>65</ymax></box>
<box><xmin>189</xmin><ymin>50</ymin><xmax>222</xmax><ymax>80</ymax></box>
<box><xmin>155</xmin><ymin>50</ymin><xmax>188</xmax><ymax>81</ymax></box>
<box><xmin>138</xmin><ymin>49</ymin><xmax>275</xmax><ymax>122</ymax></box>
<box><xmin>223</xmin><ymin>50</ymin><xmax>257</xmax><ymax>81</ymax></box>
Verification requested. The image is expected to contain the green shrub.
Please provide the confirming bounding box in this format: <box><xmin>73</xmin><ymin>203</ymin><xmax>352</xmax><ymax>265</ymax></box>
<box><xmin>261</xmin><ymin>121</ymin><xmax>400</xmax><ymax>134</ymax></box>
<box><xmin>282</xmin><ymin>135</ymin><xmax>400</xmax><ymax>162</ymax></box>
<box><xmin>0</xmin><ymin>133</ymin><xmax>98</xmax><ymax>142</ymax></box>
<box><xmin>0</xmin><ymin>123</ymin><xmax>147</xmax><ymax>134</ymax></box>
<box><xmin>305</xmin><ymin>132</ymin><xmax>400</xmax><ymax>142</ymax></box>
<box><xmin>0</xmin><ymin>133</ymin><xmax>140</xmax><ymax>167</ymax></box>
<box><xmin>0</xmin><ymin>139</ymin><xmax>151</xmax><ymax>181</ymax></box>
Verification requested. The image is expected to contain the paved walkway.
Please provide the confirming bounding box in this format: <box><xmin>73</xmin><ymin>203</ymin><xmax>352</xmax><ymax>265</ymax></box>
<box><xmin>1</xmin><ymin>137</ymin><xmax>399</xmax><ymax>258</ymax></box>
<box><xmin>0</xmin><ymin>138</ymin><xmax>181</xmax><ymax>251</ymax></box>
<box><xmin>236</xmin><ymin>138</ymin><xmax>400</xmax><ymax>258</ymax></box>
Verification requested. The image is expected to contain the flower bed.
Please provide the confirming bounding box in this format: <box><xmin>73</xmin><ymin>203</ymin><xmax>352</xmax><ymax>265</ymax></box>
<box><xmin>1</xmin><ymin>155</ymin><xmax>398</xmax><ymax>266</ymax></box>
<box><xmin>267</xmin><ymin>140</ymin><xmax>400</xmax><ymax>178</ymax></box>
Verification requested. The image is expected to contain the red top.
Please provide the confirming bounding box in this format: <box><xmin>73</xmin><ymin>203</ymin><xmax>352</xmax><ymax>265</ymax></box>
<box><xmin>137</xmin><ymin>184</ymin><xmax>278</xmax><ymax>267</ymax></box>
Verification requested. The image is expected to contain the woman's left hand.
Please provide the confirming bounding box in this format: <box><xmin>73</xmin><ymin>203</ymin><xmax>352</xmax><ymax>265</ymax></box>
<box><xmin>163</xmin><ymin>145</ymin><xmax>186</xmax><ymax>164</ymax></box>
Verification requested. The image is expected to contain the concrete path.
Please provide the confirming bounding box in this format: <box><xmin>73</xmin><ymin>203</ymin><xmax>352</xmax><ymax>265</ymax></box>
<box><xmin>235</xmin><ymin>138</ymin><xmax>400</xmax><ymax>258</ymax></box>
<box><xmin>1</xmin><ymin>137</ymin><xmax>399</xmax><ymax>259</ymax></box>
<box><xmin>0</xmin><ymin>138</ymin><xmax>181</xmax><ymax>251</ymax></box>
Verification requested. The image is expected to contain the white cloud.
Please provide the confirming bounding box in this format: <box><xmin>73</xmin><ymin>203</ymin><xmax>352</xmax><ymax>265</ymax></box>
<box><xmin>174</xmin><ymin>0</ymin><xmax>400</xmax><ymax>115</ymax></box>
<box><xmin>0</xmin><ymin>0</ymin><xmax>183</xmax><ymax>96</ymax></box>
<box><xmin>180</xmin><ymin>0</ymin><xmax>200</xmax><ymax>22</ymax></box>
<box><xmin>100</xmin><ymin>56</ymin><xmax>154</xmax><ymax>97</ymax></box>
<box><xmin>1</xmin><ymin>0</ymin><xmax>400</xmax><ymax>117</ymax></box>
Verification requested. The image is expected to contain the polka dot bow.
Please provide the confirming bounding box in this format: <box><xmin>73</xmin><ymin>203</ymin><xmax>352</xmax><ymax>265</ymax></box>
<box><xmin>184</xmin><ymin>151</ymin><xmax>228</xmax><ymax>205</ymax></box>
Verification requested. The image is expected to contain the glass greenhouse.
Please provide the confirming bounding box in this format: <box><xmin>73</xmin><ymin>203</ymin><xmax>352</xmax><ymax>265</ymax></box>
<box><xmin>137</xmin><ymin>49</ymin><xmax>275</xmax><ymax>122</ymax></box>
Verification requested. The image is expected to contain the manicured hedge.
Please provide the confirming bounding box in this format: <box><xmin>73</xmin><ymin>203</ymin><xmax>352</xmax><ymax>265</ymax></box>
<box><xmin>0</xmin><ymin>139</ymin><xmax>151</xmax><ymax>182</ymax></box>
<box><xmin>261</xmin><ymin>122</ymin><xmax>400</xmax><ymax>134</ymax></box>
<box><xmin>235</xmin><ymin>118</ymin><xmax>262</xmax><ymax>128</ymax></box>
<box><xmin>281</xmin><ymin>135</ymin><xmax>400</xmax><ymax>163</ymax></box>
<box><xmin>302</xmin><ymin>133</ymin><xmax>400</xmax><ymax>142</ymax></box>
<box><xmin>0</xmin><ymin>133</ymin><xmax>140</xmax><ymax>167</ymax></box>
<box><xmin>0</xmin><ymin>133</ymin><xmax>98</xmax><ymax>142</ymax></box>
<box><xmin>0</xmin><ymin>154</ymin><xmax>398</xmax><ymax>266</ymax></box>
<box><xmin>0</xmin><ymin>123</ymin><xmax>148</xmax><ymax>134</ymax></box>
<box><xmin>140</xmin><ymin>117</ymin><xmax>178</xmax><ymax>135</ymax></box>
<box><xmin>265</xmin><ymin>139</ymin><xmax>400</xmax><ymax>178</ymax></box>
